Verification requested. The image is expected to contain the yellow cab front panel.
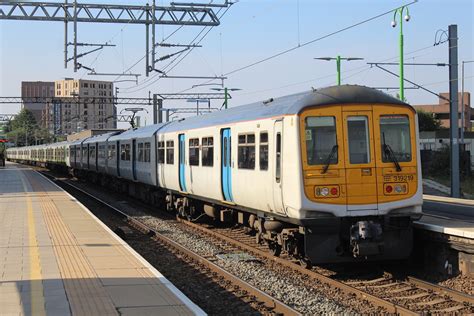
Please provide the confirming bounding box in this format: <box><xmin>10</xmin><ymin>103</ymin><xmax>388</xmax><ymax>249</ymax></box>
<box><xmin>299</xmin><ymin>103</ymin><xmax>418</xmax><ymax>210</ymax></box>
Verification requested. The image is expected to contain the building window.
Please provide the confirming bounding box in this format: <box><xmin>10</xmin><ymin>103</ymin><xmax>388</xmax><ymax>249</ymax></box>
<box><xmin>157</xmin><ymin>141</ymin><xmax>165</xmax><ymax>163</ymax></box>
<box><xmin>189</xmin><ymin>138</ymin><xmax>199</xmax><ymax>166</ymax></box>
<box><xmin>137</xmin><ymin>143</ymin><xmax>144</xmax><ymax>162</ymax></box>
<box><xmin>238</xmin><ymin>133</ymin><xmax>255</xmax><ymax>169</ymax></box>
<box><xmin>259</xmin><ymin>132</ymin><xmax>268</xmax><ymax>170</ymax></box>
<box><xmin>166</xmin><ymin>140</ymin><xmax>174</xmax><ymax>164</ymax></box>
<box><xmin>201</xmin><ymin>137</ymin><xmax>213</xmax><ymax>167</ymax></box>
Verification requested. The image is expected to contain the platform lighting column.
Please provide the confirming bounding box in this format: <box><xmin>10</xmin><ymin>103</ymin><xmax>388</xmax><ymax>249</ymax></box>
<box><xmin>314</xmin><ymin>56</ymin><xmax>363</xmax><ymax>85</ymax></box>
<box><xmin>391</xmin><ymin>6</ymin><xmax>410</xmax><ymax>101</ymax></box>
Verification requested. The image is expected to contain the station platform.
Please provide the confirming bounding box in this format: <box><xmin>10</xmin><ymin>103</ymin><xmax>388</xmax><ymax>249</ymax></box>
<box><xmin>0</xmin><ymin>163</ymin><xmax>204</xmax><ymax>316</ymax></box>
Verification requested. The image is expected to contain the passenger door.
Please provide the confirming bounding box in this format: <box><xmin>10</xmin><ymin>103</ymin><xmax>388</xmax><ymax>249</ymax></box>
<box><xmin>342</xmin><ymin>110</ymin><xmax>378</xmax><ymax>210</ymax></box>
<box><xmin>132</xmin><ymin>139</ymin><xmax>137</xmax><ymax>181</ymax></box>
<box><xmin>221</xmin><ymin>128</ymin><xmax>233</xmax><ymax>202</ymax></box>
<box><xmin>178</xmin><ymin>134</ymin><xmax>187</xmax><ymax>192</ymax></box>
<box><xmin>273</xmin><ymin>121</ymin><xmax>285</xmax><ymax>214</ymax></box>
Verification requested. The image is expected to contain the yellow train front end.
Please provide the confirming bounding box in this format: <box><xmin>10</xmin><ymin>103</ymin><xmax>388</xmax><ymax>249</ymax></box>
<box><xmin>299</xmin><ymin>101</ymin><xmax>422</xmax><ymax>263</ymax></box>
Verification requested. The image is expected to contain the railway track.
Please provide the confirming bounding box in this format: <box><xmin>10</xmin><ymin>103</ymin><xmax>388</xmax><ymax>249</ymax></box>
<box><xmin>41</xmin><ymin>172</ymin><xmax>301</xmax><ymax>316</ymax></box>
<box><xmin>43</xmin><ymin>171</ymin><xmax>474</xmax><ymax>315</ymax></box>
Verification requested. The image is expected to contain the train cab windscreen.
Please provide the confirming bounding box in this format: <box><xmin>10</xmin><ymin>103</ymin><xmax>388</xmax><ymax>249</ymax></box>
<box><xmin>380</xmin><ymin>115</ymin><xmax>412</xmax><ymax>163</ymax></box>
<box><xmin>305</xmin><ymin>116</ymin><xmax>338</xmax><ymax>165</ymax></box>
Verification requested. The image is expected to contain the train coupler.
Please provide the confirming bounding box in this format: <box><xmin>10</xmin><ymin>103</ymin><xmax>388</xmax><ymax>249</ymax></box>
<box><xmin>350</xmin><ymin>221</ymin><xmax>383</xmax><ymax>258</ymax></box>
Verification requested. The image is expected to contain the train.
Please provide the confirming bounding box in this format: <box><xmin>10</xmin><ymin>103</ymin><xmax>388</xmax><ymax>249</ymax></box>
<box><xmin>7</xmin><ymin>85</ymin><xmax>423</xmax><ymax>266</ymax></box>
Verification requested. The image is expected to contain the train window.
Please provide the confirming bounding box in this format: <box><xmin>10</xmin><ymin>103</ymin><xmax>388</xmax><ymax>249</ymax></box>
<box><xmin>98</xmin><ymin>145</ymin><xmax>105</xmax><ymax>159</ymax></box>
<box><xmin>138</xmin><ymin>143</ymin><xmax>144</xmax><ymax>162</ymax></box>
<box><xmin>82</xmin><ymin>147</ymin><xmax>88</xmax><ymax>160</ymax></box>
<box><xmin>189</xmin><ymin>138</ymin><xmax>199</xmax><ymax>166</ymax></box>
<box><xmin>305</xmin><ymin>117</ymin><xmax>338</xmax><ymax>165</ymax></box>
<box><xmin>166</xmin><ymin>140</ymin><xmax>174</xmax><ymax>164</ymax></box>
<box><xmin>89</xmin><ymin>146</ymin><xmax>96</xmax><ymax>158</ymax></box>
<box><xmin>380</xmin><ymin>115</ymin><xmax>412</xmax><ymax>162</ymax></box>
<box><xmin>202</xmin><ymin>137</ymin><xmax>213</xmax><ymax>167</ymax></box>
<box><xmin>157</xmin><ymin>141</ymin><xmax>165</xmax><ymax>164</ymax></box>
<box><xmin>347</xmin><ymin>116</ymin><xmax>370</xmax><ymax>164</ymax></box>
<box><xmin>120</xmin><ymin>144</ymin><xmax>130</xmax><ymax>161</ymax></box>
<box><xmin>238</xmin><ymin>133</ymin><xmax>255</xmax><ymax>169</ymax></box>
<box><xmin>144</xmin><ymin>142</ymin><xmax>151</xmax><ymax>163</ymax></box>
<box><xmin>108</xmin><ymin>145</ymin><xmax>116</xmax><ymax>160</ymax></box>
<box><xmin>259</xmin><ymin>132</ymin><xmax>268</xmax><ymax>170</ymax></box>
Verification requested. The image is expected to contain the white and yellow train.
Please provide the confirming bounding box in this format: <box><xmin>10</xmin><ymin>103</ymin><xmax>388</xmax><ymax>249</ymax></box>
<box><xmin>7</xmin><ymin>85</ymin><xmax>422</xmax><ymax>265</ymax></box>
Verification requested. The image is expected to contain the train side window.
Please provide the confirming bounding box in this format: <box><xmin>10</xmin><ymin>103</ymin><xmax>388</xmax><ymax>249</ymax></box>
<box><xmin>98</xmin><ymin>145</ymin><xmax>105</xmax><ymax>159</ymax></box>
<box><xmin>305</xmin><ymin>116</ymin><xmax>338</xmax><ymax>165</ymax></box>
<box><xmin>189</xmin><ymin>138</ymin><xmax>200</xmax><ymax>166</ymax></box>
<box><xmin>144</xmin><ymin>142</ymin><xmax>151</xmax><ymax>163</ymax></box>
<box><xmin>157</xmin><ymin>141</ymin><xmax>165</xmax><ymax>164</ymax></box>
<box><xmin>259</xmin><ymin>132</ymin><xmax>268</xmax><ymax>170</ymax></box>
<box><xmin>120</xmin><ymin>144</ymin><xmax>126</xmax><ymax>160</ymax></box>
<box><xmin>347</xmin><ymin>116</ymin><xmax>370</xmax><ymax>164</ymax></box>
<box><xmin>137</xmin><ymin>143</ymin><xmax>144</xmax><ymax>162</ymax></box>
<box><xmin>238</xmin><ymin>133</ymin><xmax>255</xmax><ymax>169</ymax></box>
<box><xmin>276</xmin><ymin>133</ymin><xmax>281</xmax><ymax>182</ymax></box>
<box><xmin>166</xmin><ymin>140</ymin><xmax>174</xmax><ymax>164</ymax></box>
<box><xmin>202</xmin><ymin>137</ymin><xmax>214</xmax><ymax>167</ymax></box>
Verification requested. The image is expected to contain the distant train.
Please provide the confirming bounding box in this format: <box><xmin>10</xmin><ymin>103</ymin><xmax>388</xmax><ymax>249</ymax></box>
<box><xmin>7</xmin><ymin>85</ymin><xmax>422</xmax><ymax>265</ymax></box>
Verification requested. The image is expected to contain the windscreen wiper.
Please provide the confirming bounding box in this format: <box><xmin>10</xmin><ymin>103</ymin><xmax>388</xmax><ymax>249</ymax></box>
<box><xmin>321</xmin><ymin>144</ymin><xmax>338</xmax><ymax>174</ymax></box>
<box><xmin>382</xmin><ymin>133</ymin><xmax>402</xmax><ymax>172</ymax></box>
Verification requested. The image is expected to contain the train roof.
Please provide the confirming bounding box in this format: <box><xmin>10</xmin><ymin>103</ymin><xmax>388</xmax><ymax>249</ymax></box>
<box><xmin>108</xmin><ymin>123</ymin><xmax>167</xmax><ymax>142</ymax></box>
<box><xmin>159</xmin><ymin>85</ymin><xmax>410</xmax><ymax>133</ymax></box>
<box><xmin>82</xmin><ymin>131</ymin><xmax>121</xmax><ymax>145</ymax></box>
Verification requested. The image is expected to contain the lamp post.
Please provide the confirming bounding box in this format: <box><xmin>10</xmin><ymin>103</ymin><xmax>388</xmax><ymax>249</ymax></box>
<box><xmin>461</xmin><ymin>60</ymin><xmax>474</xmax><ymax>144</ymax></box>
<box><xmin>314</xmin><ymin>56</ymin><xmax>363</xmax><ymax>85</ymax></box>
<box><xmin>210</xmin><ymin>87</ymin><xmax>241</xmax><ymax>109</ymax></box>
<box><xmin>391</xmin><ymin>5</ymin><xmax>411</xmax><ymax>101</ymax></box>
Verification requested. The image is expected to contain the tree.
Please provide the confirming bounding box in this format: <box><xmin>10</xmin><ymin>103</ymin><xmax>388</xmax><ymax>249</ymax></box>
<box><xmin>417</xmin><ymin>110</ymin><xmax>442</xmax><ymax>132</ymax></box>
<box><xmin>6</xmin><ymin>109</ymin><xmax>39</xmax><ymax>146</ymax></box>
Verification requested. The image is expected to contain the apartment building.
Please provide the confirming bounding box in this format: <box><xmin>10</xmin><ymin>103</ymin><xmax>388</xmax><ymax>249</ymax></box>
<box><xmin>45</xmin><ymin>79</ymin><xmax>117</xmax><ymax>135</ymax></box>
<box><xmin>21</xmin><ymin>81</ymin><xmax>55</xmax><ymax>126</ymax></box>
<box><xmin>413</xmin><ymin>92</ymin><xmax>472</xmax><ymax>131</ymax></box>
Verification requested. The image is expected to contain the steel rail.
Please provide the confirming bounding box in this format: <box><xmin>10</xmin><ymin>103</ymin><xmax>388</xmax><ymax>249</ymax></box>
<box><xmin>178</xmin><ymin>219</ymin><xmax>417</xmax><ymax>316</ymax></box>
<box><xmin>42</xmin><ymin>172</ymin><xmax>301</xmax><ymax>316</ymax></box>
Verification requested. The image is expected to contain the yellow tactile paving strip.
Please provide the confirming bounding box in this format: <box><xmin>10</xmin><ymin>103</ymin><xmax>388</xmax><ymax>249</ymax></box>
<box><xmin>1</xmin><ymin>163</ymin><xmax>200</xmax><ymax>316</ymax></box>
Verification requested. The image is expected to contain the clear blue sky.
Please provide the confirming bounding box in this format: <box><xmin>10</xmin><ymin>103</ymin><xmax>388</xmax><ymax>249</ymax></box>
<box><xmin>1</xmin><ymin>0</ymin><xmax>473</xmax><ymax>126</ymax></box>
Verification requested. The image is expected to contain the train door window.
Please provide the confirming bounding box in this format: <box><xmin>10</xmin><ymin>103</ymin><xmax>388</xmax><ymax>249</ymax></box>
<box><xmin>108</xmin><ymin>145</ymin><xmax>116</xmax><ymax>160</ymax></box>
<box><xmin>189</xmin><ymin>138</ymin><xmax>199</xmax><ymax>166</ymax></box>
<box><xmin>202</xmin><ymin>137</ymin><xmax>214</xmax><ymax>167</ymax></box>
<box><xmin>144</xmin><ymin>142</ymin><xmax>151</xmax><ymax>162</ymax></box>
<box><xmin>82</xmin><ymin>147</ymin><xmax>87</xmax><ymax>160</ymax></box>
<box><xmin>347</xmin><ymin>116</ymin><xmax>370</xmax><ymax>164</ymax></box>
<box><xmin>89</xmin><ymin>146</ymin><xmax>96</xmax><ymax>159</ymax></box>
<box><xmin>157</xmin><ymin>141</ymin><xmax>165</xmax><ymax>163</ymax></box>
<box><xmin>259</xmin><ymin>132</ymin><xmax>268</xmax><ymax>170</ymax></box>
<box><xmin>276</xmin><ymin>133</ymin><xmax>281</xmax><ymax>182</ymax></box>
<box><xmin>137</xmin><ymin>143</ymin><xmax>144</xmax><ymax>162</ymax></box>
<box><xmin>380</xmin><ymin>115</ymin><xmax>412</xmax><ymax>162</ymax></box>
<box><xmin>238</xmin><ymin>133</ymin><xmax>255</xmax><ymax>169</ymax></box>
<box><xmin>125</xmin><ymin>144</ymin><xmax>131</xmax><ymax>161</ymax></box>
<box><xmin>166</xmin><ymin>140</ymin><xmax>174</xmax><ymax>164</ymax></box>
<box><xmin>98</xmin><ymin>145</ymin><xmax>105</xmax><ymax>159</ymax></box>
<box><xmin>120</xmin><ymin>144</ymin><xmax>126</xmax><ymax>160</ymax></box>
<box><xmin>305</xmin><ymin>117</ymin><xmax>338</xmax><ymax>165</ymax></box>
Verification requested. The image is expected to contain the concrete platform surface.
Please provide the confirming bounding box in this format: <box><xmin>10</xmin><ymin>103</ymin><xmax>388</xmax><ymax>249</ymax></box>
<box><xmin>0</xmin><ymin>163</ymin><xmax>205</xmax><ymax>316</ymax></box>
<box><xmin>415</xmin><ymin>213</ymin><xmax>474</xmax><ymax>239</ymax></box>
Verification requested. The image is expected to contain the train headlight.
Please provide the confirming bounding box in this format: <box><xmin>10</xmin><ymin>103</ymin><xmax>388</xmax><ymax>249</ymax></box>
<box><xmin>394</xmin><ymin>185</ymin><xmax>403</xmax><ymax>193</ymax></box>
<box><xmin>320</xmin><ymin>187</ymin><xmax>329</xmax><ymax>196</ymax></box>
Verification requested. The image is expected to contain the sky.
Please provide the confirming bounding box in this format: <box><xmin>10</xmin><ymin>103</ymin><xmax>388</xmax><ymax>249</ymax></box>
<box><xmin>1</xmin><ymin>0</ymin><xmax>473</xmax><ymax>127</ymax></box>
